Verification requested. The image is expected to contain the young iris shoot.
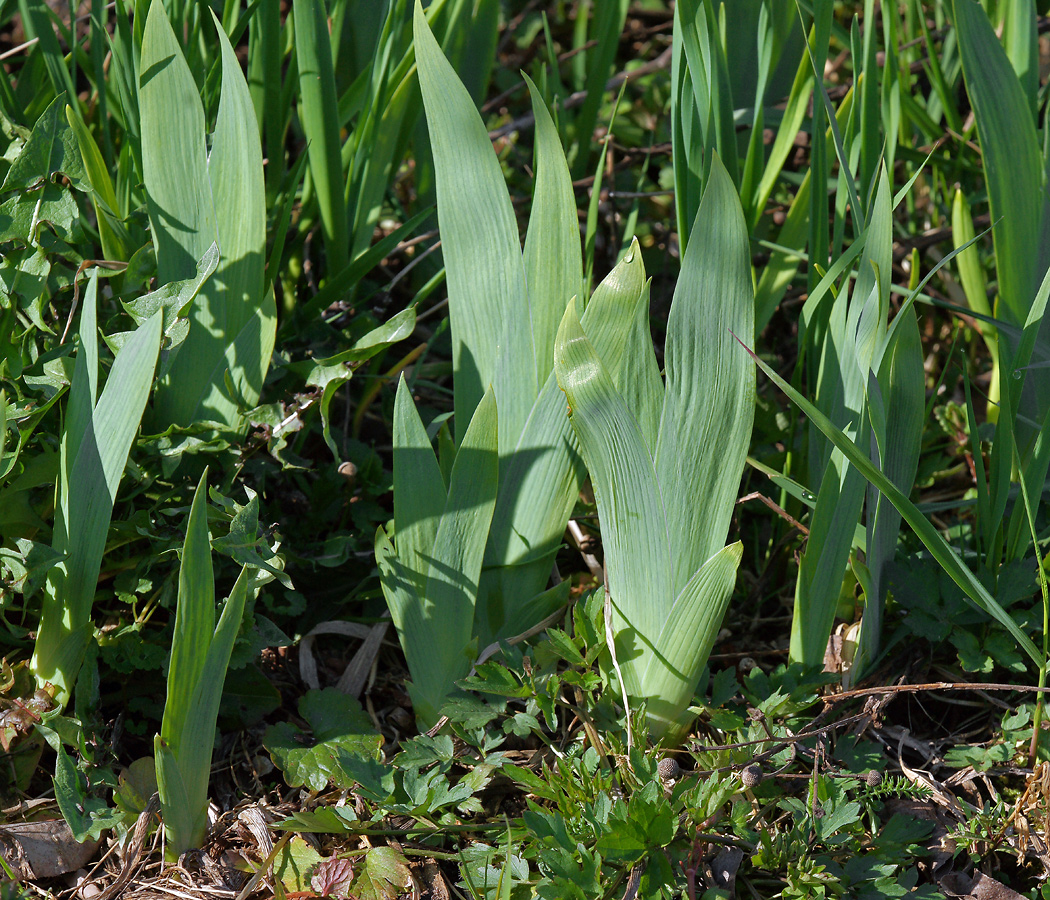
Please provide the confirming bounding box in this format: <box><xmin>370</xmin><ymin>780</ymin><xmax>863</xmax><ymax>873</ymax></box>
<box><xmin>554</xmin><ymin>155</ymin><xmax>754</xmax><ymax>744</ymax></box>
<box><xmin>155</xmin><ymin>471</ymin><xmax>270</xmax><ymax>859</ymax></box>
<box><xmin>31</xmin><ymin>273</ymin><xmax>161</xmax><ymax>706</ymax></box>
<box><xmin>376</xmin><ymin>1</ymin><xmax>648</xmax><ymax>726</ymax></box>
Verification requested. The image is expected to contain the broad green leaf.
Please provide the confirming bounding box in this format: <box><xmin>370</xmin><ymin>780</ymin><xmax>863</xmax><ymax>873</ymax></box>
<box><xmin>122</xmin><ymin>243</ymin><xmax>220</xmax><ymax>333</ymax></box>
<box><xmin>379</xmin><ymin>383</ymin><xmax>499</xmax><ymax>727</ymax></box>
<box><xmin>61</xmin><ymin>274</ymin><xmax>100</xmax><ymax>502</ymax></box>
<box><xmin>414</xmin><ymin>1</ymin><xmax>534</xmax><ymax>448</ymax></box>
<box><xmin>139</xmin><ymin>0</ymin><xmax>215</xmax><ymax>285</ymax></box>
<box><xmin>614</xmin><ymin>281</ymin><xmax>662</xmax><ymax>453</ymax></box>
<box><xmin>478</xmin><ymin>246</ymin><xmax>647</xmax><ymax>646</ymax></box>
<box><xmin>654</xmin><ymin>154</ymin><xmax>754</xmax><ymax>592</ymax></box>
<box><xmin>555</xmin><ymin>297</ymin><xmax>673</xmax><ymax>693</ymax></box>
<box><xmin>640</xmin><ymin>542</ymin><xmax>742</xmax><ymax>741</ymax></box>
<box><xmin>413</xmin><ymin>388</ymin><xmax>499</xmax><ymax>724</ymax></box>
<box><xmin>197</xmin><ymin>10</ymin><xmax>271</xmax><ymax>418</ymax></box>
<box><xmin>386</xmin><ymin>374</ymin><xmax>447</xmax><ymax>603</ymax></box>
<box><xmin>154</xmin><ymin>735</ymin><xmax>199</xmax><ymax>859</ymax></box>
<box><xmin>307</xmin><ymin>307</ymin><xmax>417</xmax><ymax>459</ymax></box>
<box><xmin>175</xmin><ymin>566</ymin><xmax>264</xmax><ymax>822</ymax></box>
<box><xmin>54</xmin><ymin>745</ymin><xmax>123</xmax><ymax>842</ymax></box>
<box><xmin>262</xmin><ymin>689</ymin><xmax>384</xmax><ymax>792</ymax></box>
<box><xmin>32</xmin><ymin>298</ymin><xmax>162</xmax><ymax>702</ymax></box>
<box><xmin>555</xmin><ymin>161</ymin><xmax>754</xmax><ymax>740</ymax></box>
<box><xmin>274</xmin><ymin>836</ymin><xmax>325</xmax><ymax>892</ymax></box>
<box><xmin>141</xmin><ymin>1</ymin><xmax>271</xmax><ymax>429</ymax></box>
<box><xmin>0</xmin><ymin>94</ymin><xmax>87</xmax><ymax>194</ymax></box>
<box><xmin>350</xmin><ymin>846</ymin><xmax>411</xmax><ymax>900</ymax></box>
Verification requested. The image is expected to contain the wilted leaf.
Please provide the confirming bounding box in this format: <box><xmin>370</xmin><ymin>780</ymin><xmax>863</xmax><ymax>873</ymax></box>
<box><xmin>311</xmin><ymin>856</ymin><xmax>355</xmax><ymax>897</ymax></box>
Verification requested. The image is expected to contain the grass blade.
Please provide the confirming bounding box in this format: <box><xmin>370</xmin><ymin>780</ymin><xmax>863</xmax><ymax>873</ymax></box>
<box><xmin>741</xmin><ymin>340</ymin><xmax>1044</xmax><ymax>668</ymax></box>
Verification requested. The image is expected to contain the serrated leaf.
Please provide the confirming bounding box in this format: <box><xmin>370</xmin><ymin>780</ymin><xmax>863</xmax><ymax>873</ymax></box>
<box><xmin>544</xmin><ymin>628</ymin><xmax>586</xmax><ymax>667</ymax></box>
<box><xmin>121</xmin><ymin>244</ymin><xmax>219</xmax><ymax>333</ymax></box>
<box><xmin>263</xmin><ymin>689</ymin><xmax>383</xmax><ymax>791</ymax></box>
<box><xmin>274</xmin><ymin>835</ymin><xmax>324</xmax><ymax>892</ymax></box>
<box><xmin>0</xmin><ymin>94</ymin><xmax>88</xmax><ymax>193</ymax></box>
<box><xmin>350</xmin><ymin>846</ymin><xmax>410</xmax><ymax>900</ymax></box>
<box><xmin>53</xmin><ymin>746</ymin><xmax>124</xmax><ymax>842</ymax></box>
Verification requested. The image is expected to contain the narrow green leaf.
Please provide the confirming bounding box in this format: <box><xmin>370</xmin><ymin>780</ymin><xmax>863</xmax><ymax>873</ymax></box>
<box><xmin>293</xmin><ymin>0</ymin><xmax>348</xmax><ymax>273</ymax></box>
<box><xmin>951</xmin><ymin>0</ymin><xmax>1047</xmax><ymax>328</ymax></box>
<box><xmin>854</xmin><ymin>305</ymin><xmax>924</xmax><ymax>676</ymax></box>
<box><xmin>751</xmin><ymin>31</ymin><xmax>814</xmax><ymax>230</ymax></box>
<box><xmin>162</xmin><ymin>471</ymin><xmax>215</xmax><ymax>761</ymax></box>
<box><xmin>64</xmin><ymin>105</ymin><xmax>130</xmax><ymax>261</ymax></box>
<box><xmin>177</xmin><ymin>565</ymin><xmax>256</xmax><ymax>836</ymax></box>
<box><xmin>522</xmin><ymin>74</ymin><xmax>581</xmax><ymax>381</ymax></box>
<box><xmin>568</xmin><ymin>0</ymin><xmax>628</xmax><ymax>179</ymax></box>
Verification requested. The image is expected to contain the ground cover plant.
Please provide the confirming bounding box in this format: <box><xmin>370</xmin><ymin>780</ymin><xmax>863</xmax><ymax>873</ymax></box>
<box><xmin>1</xmin><ymin>0</ymin><xmax>1050</xmax><ymax>898</ymax></box>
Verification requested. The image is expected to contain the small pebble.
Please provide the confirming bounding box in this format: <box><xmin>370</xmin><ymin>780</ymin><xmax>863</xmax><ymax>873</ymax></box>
<box><xmin>75</xmin><ymin>870</ymin><xmax>101</xmax><ymax>900</ymax></box>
